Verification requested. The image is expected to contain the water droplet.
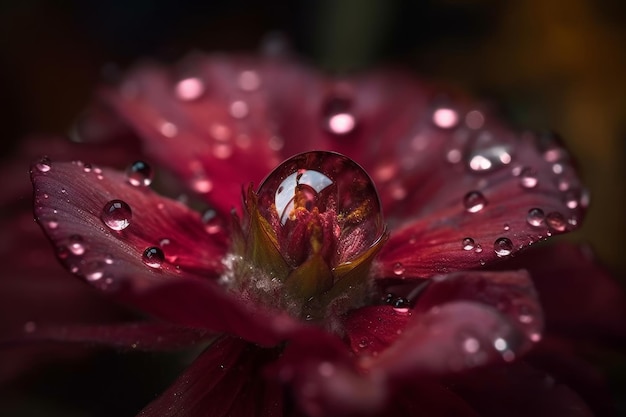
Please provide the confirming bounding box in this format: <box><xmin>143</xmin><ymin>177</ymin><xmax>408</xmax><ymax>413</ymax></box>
<box><xmin>175</xmin><ymin>77</ymin><xmax>205</xmax><ymax>101</ymax></box>
<box><xmin>85</xmin><ymin>264</ymin><xmax>104</xmax><ymax>282</ymax></box>
<box><xmin>191</xmin><ymin>176</ymin><xmax>213</xmax><ymax>193</ymax></box>
<box><xmin>159</xmin><ymin>121</ymin><xmax>178</xmax><ymax>138</ymax></box>
<box><xmin>463</xmin><ymin>191</ymin><xmax>487</xmax><ymax>213</ymax></box>
<box><xmin>518</xmin><ymin>305</ymin><xmax>534</xmax><ymax>324</ymax></box>
<box><xmin>46</xmin><ymin>219</ymin><xmax>59</xmax><ymax>229</ymax></box>
<box><xmin>564</xmin><ymin>190</ymin><xmax>580</xmax><ymax>209</ymax></box>
<box><xmin>546</xmin><ymin>211</ymin><xmax>566</xmax><ymax>232</ymax></box>
<box><xmin>202</xmin><ymin>209</ymin><xmax>222</xmax><ymax>234</ymax></box>
<box><xmin>462</xmin><ymin>237</ymin><xmax>475</xmax><ymax>250</ymax></box>
<box><xmin>494</xmin><ymin>237</ymin><xmax>513</xmax><ymax>257</ymax></box>
<box><xmin>142</xmin><ymin>246</ymin><xmax>164</xmax><ymax>268</ymax></box>
<box><xmin>36</xmin><ymin>157</ymin><xmax>51</xmax><ymax>173</ymax></box>
<box><xmin>446</xmin><ymin>148</ymin><xmax>462</xmax><ymax>164</ymax></box>
<box><xmin>474</xmin><ymin>244</ymin><xmax>483</xmax><ymax>253</ymax></box>
<box><xmin>322</xmin><ymin>97</ymin><xmax>356</xmax><ymax>135</ymax></box>
<box><xmin>393</xmin><ymin>262</ymin><xmax>405</xmax><ymax>276</ymax></box>
<box><xmin>101</xmin><ymin>200</ymin><xmax>132</xmax><ymax>231</ymax></box>
<box><xmin>24</xmin><ymin>321</ymin><xmax>37</xmax><ymax>333</ymax></box>
<box><xmin>467</xmin><ymin>145</ymin><xmax>512</xmax><ymax>172</ymax></box>
<box><xmin>104</xmin><ymin>254</ymin><xmax>114</xmax><ymax>265</ymax></box>
<box><xmin>503</xmin><ymin>224</ymin><xmax>510</xmax><ymax>231</ymax></box>
<box><xmin>238</xmin><ymin>70</ymin><xmax>261</xmax><ymax>91</ymax></box>
<box><xmin>68</xmin><ymin>235</ymin><xmax>86</xmax><ymax>256</ymax></box>
<box><xmin>83</xmin><ymin>163</ymin><xmax>92</xmax><ymax>173</ymax></box>
<box><xmin>552</xmin><ymin>163</ymin><xmax>564</xmax><ymax>175</ymax></box>
<box><xmin>465</xmin><ymin>110</ymin><xmax>485</xmax><ymax>129</ymax></box>
<box><xmin>229</xmin><ymin>100</ymin><xmax>249</xmax><ymax>119</ymax></box>
<box><xmin>520</xmin><ymin>168</ymin><xmax>538</xmax><ymax>189</ymax></box>
<box><xmin>432</xmin><ymin>107</ymin><xmax>459</xmax><ymax>129</ymax></box>
<box><xmin>494</xmin><ymin>337</ymin><xmax>515</xmax><ymax>362</ymax></box>
<box><xmin>526</xmin><ymin>208</ymin><xmax>545</xmax><ymax>227</ymax></box>
<box><xmin>126</xmin><ymin>161</ymin><xmax>153</xmax><ymax>187</ymax></box>
<box><xmin>462</xmin><ymin>336</ymin><xmax>481</xmax><ymax>354</ymax></box>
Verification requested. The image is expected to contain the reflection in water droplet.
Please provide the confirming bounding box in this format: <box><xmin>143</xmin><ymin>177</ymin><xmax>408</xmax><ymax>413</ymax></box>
<box><xmin>463</xmin><ymin>191</ymin><xmax>487</xmax><ymax>213</ymax></box>
<box><xmin>322</xmin><ymin>97</ymin><xmax>356</xmax><ymax>135</ymax></box>
<box><xmin>432</xmin><ymin>108</ymin><xmax>459</xmax><ymax>129</ymax></box>
<box><xmin>527</xmin><ymin>208</ymin><xmax>545</xmax><ymax>227</ymax></box>
<box><xmin>36</xmin><ymin>157</ymin><xmax>51</xmax><ymax>173</ymax></box>
<box><xmin>101</xmin><ymin>200</ymin><xmax>132</xmax><ymax>231</ymax></box>
<box><xmin>467</xmin><ymin>146</ymin><xmax>512</xmax><ymax>172</ymax></box>
<box><xmin>175</xmin><ymin>77</ymin><xmax>205</xmax><ymax>101</ymax></box>
<box><xmin>462</xmin><ymin>237</ymin><xmax>475</xmax><ymax>251</ymax></box>
<box><xmin>126</xmin><ymin>161</ymin><xmax>153</xmax><ymax>187</ymax></box>
<box><xmin>546</xmin><ymin>212</ymin><xmax>566</xmax><ymax>232</ymax></box>
<box><xmin>142</xmin><ymin>246</ymin><xmax>164</xmax><ymax>268</ymax></box>
<box><xmin>520</xmin><ymin>168</ymin><xmax>538</xmax><ymax>189</ymax></box>
<box><xmin>494</xmin><ymin>237</ymin><xmax>513</xmax><ymax>257</ymax></box>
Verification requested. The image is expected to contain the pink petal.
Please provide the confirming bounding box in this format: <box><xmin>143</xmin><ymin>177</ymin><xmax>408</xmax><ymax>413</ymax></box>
<box><xmin>93</xmin><ymin>55</ymin><xmax>311</xmax><ymax>215</ymax></box>
<box><xmin>4</xmin><ymin>322</ymin><xmax>209</xmax><ymax>352</ymax></box>
<box><xmin>138</xmin><ymin>336</ymin><xmax>283</xmax><ymax>417</ymax></box>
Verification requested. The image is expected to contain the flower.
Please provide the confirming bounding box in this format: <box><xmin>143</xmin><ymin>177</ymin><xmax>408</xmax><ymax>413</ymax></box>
<box><xmin>8</xmin><ymin>52</ymin><xmax>622</xmax><ymax>416</ymax></box>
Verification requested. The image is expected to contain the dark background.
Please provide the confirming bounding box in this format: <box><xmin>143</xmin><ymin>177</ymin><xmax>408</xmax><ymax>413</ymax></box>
<box><xmin>1</xmin><ymin>0</ymin><xmax>624</xmax><ymax>415</ymax></box>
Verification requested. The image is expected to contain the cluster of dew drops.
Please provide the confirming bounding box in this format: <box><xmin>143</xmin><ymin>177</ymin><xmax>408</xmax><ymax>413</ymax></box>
<box><xmin>34</xmin><ymin>158</ymin><xmax>223</xmax><ymax>290</ymax></box>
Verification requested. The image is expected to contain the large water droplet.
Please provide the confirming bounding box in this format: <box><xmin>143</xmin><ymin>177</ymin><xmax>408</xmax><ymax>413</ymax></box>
<box><xmin>322</xmin><ymin>97</ymin><xmax>356</xmax><ymax>135</ymax></box>
<box><xmin>546</xmin><ymin>211</ymin><xmax>566</xmax><ymax>232</ymax></box>
<box><xmin>494</xmin><ymin>237</ymin><xmax>513</xmax><ymax>257</ymax></box>
<box><xmin>257</xmin><ymin>151</ymin><xmax>383</xmax><ymax>240</ymax></box>
<box><xmin>101</xmin><ymin>200</ymin><xmax>132</xmax><ymax>231</ymax></box>
<box><xmin>526</xmin><ymin>208</ymin><xmax>545</xmax><ymax>227</ymax></box>
<box><xmin>463</xmin><ymin>191</ymin><xmax>487</xmax><ymax>213</ymax></box>
<box><xmin>36</xmin><ymin>157</ymin><xmax>51</xmax><ymax>173</ymax></box>
<box><xmin>142</xmin><ymin>246</ymin><xmax>164</xmax><ymax>268</ymax></box>
<box><xmin>126</xmin><ymin>161</ymin><xmax>153</xmax><ymax>187</ymax></box>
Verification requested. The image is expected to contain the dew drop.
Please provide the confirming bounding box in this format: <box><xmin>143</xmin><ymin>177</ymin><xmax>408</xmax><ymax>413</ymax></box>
<box><xmin>126</xmin><ymin>161</ymin><xmax>153</xmax><ymax>187</ymax></box>
<box><xmin>36</xmin><ymin>157</ymin><xmax>51</xmax><ymax>173</ymax></box>
<box><xmin>462</xmin><ymin>237</ymin><xmax>475</xmax><ymax>251</ymax></box>
<box><xmin>564</xmin><ymin>190</ymin><xmax>580</xmax><ymax>209</ymax></box>
<box><xmin>191</xmin><ymin>176</ymin><xmax>213</xmax><ymax>193</ymax></box>
<box><xmin>546</xmin><ymin>211</ymin><xmax>567</xmax><ymax>232</ymax></box>
<box><xmin>47</xmin><ymin>219</ymin><xmax>59</xmax><ymax>229</ymax></box>
<box><xmin>83</xmin><ymin>163</ymin><xmax>92</xmax><ymax>173</ymax></box>
<box><xmin>503</xmin><ymin>224</ymin><xmax>510</xmax><ymax>231</ymax></box>
<box><xmin>526</xmin><ymin>208</ymin><xmax>545</xmax><ymax>227</ymax></box>
<box><xmin>322</xmin><ymin>97</ymin><xmax>356</xmax><ymax>135</ymax></box>
<box><xmin>520</xmin><ymin>167</ymin><xmax>538</xmax><ymax>189</ymax></box>
<box><xmin>462</xmin><ymin>336</ymin><xmax>481</xmax><ymax>354</ymax></box>
<box><xmin>463</xmin><ymin>191</ymin><xmax>487</xmax><ymax>213</ymax></box>
<box><xmin>474</xmin><ymin>244</ymin><xmax>483</xmax><ymax>253</ymax></box>
<box><xmin>202</xmin><ymin>209</ymin><xmax>222</xmax><ymax>234</ymax></box>
<box><xmin>101</xmin><ymin>200</ymin><xmax>132</xmax><ymax>231</ymax></box>
<box><xmin>159</xmin><ymin>121</ymin><xmax>178</xmax><ymax>138</ymax></box>
<box><xmin>68</xmin><ymin>235</ymin><xmax>86</xmax><ymax>256</ymax></box>
<box><xmin>494</xmin><ymin>237</ymin><xmax>513</xmax><ymax>257</ymax></box>
<box><xmin>432</xmin><ymin>107</ymin><xmax>459</xmax><ymax>129</ymax></box>
<box><xmin>175</xmin><ymin>77</ymin><xmax>205</xmax><ymax>101</ymax></box>
<box><xmin>229</xmin><ymin>100</ymin><xmax>249</xmax><ymax>119</ymax></box>
<box><xmin>142</xmin><ymin>246</ymin><xmax>164</xmax><ymax>268</ymax></box>
<box><xmin>393</xmin><ymin>262</ymin><xmax>405</xmax><ymax>276</ymax></box>
<box><xmin>238</xmin><ymin>70</ymin><xmax>261</xmax><ymax>91</ymax></box>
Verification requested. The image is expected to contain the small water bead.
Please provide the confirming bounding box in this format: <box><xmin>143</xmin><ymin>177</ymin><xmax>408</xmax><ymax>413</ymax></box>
<box><xmin>463</xmin><ymin>191</ymin><xmax>487</xmax><ymax>213</ymax></box>
<box><xmin>191</xmin><ymin>175</ymin><xmax>213</xmax><ymax>194</ymax></box>
<box><xmin>526</xmin><ymin>208</ymin><xmax>545</xmax><ymax>227</ymax></box>
<box><xmin>142</xmin><ymin>246</ymin><xmax>165</xmax><ymax>268</ymax></box>
<box><xmin>101</xmin><ymin>200</ymin><xmax>132</xmax><ymax>231</ymax></box>
<box><xmin>36</xmin><ymin>157</ymin><xmax>51</xmax><ymax>173</ymax></box>
<box><xmin>159</xmin><ymin>121</ymin><xmax>178</xmax><ymax>138</ymax></box>
<box><xmin>494</xmin><ymin>237</ymin><xmax>513</xmax><ymax>257</ymax></box>
<box><xmin>322</xmin><ymin>96</ymin><xmax>357</xmax><ymax>135</ymax></box>
<box><xmin>126</xmin><ymin>161</ymin><xmax>153</xmax><ymax>187</ymax></box>
<box><xmin>546</xmin><ymin>211</ymin><xmax>567</xmax><ymax>232</ymax></box>
<box><xmin>519</xmin><ymin>168</ymin><xmax>538</xmax><ymax>189</ymax></box>
<box><xmin>552</xmin><ymin>163</ymin><xmax>564</xmax><ymax>175</ymax></box>
<box><xmin>68</xmin><ymin>235</ymin><xmax>86</xmax><ymax>256</ymax></box>
<box><xmin>175</xmin><ymin>77</ymin><xmax>205</xmax><ymax>101</ymax></box>
<box><xmin>462</xmin><ymin>237</ymin><xmax>475</xmax><ymax>251</ymax></box>
<box><xmin>467</xmin><ymin>145</ymin><xmax>512</xmax><ymax>173</ymax></box>
<box><xmin>229</xmin><ymin>100</ymin><xmax>249</xmax><ymax>119</ymax></box>
<box><xmin>202</xmin><ymin>209</ymin><xmax>222</xmax><ymax>234</ymax></box>
<box><xmin>432</xmin><ymin>107</ymin><xmax>459</xmax><ymax>129</ymax></box>
<box><xmin>474</xmin><ymin>244</ymin><xmax>483</xmax><ymax>253</ymax></box>
<box><xmin>238</xmin><ymin>70</ymin><xmax>261</xmax><ymax>91</ymax></box>
<box><xmin>83</xmin><ymin>163</ymin><xmax>92</xmax><ymax>173</ymax></box>
<box><xmin>23</xmin><ymin>321</ymin><xmax>37</xmax><ymax>333</ymax></box>
<box><xmin>392</xmin><ymin>262</ymin><xmax>405</xmax><ymax>276</ymax></box>
<box><xmin>503</xmin><ymin>224</ymin><xmax>510</xmax><ymax>231</ymax></box>
<box><xmin>46</xmin><ymin>219</ymin><xmax>59</xmax><ymax>229</ymax></box>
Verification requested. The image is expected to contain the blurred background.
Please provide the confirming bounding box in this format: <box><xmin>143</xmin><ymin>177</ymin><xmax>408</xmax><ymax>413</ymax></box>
<box><xmin>0</xmin><ymin>0</ymin><xmax>624</xmax><ymax>415</ymax></box>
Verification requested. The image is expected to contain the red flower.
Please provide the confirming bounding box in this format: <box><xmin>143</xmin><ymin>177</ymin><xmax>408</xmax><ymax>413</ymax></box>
<box><xmin>10</xmin><ymin>53</ymin><xmax>622</xmax><ymax>416</ymax></box>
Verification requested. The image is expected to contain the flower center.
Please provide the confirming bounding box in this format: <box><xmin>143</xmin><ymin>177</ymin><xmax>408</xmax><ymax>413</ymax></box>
<box><xmin>226</xmin><ymin>151</ymin><xmax>387</xmax><ymax>321</ymax></box>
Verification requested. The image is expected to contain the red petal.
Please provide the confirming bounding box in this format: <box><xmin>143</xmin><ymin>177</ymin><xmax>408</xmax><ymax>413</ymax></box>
<box><xmin>5</xmin><ymin>322</ymin><xmax>208</xmax><ymax>352</ymax></box>
<box><xmin>449</xmin><ymin>362</ymin><xmax>594</xmax><ymax>417</ymax></box>
<box><xmin>31</xmin><ymin>160</ymin><xmax>227</xmax><ymax>287</ymax></box>
<box><xmin>94</xmin><ymin>55</ymin><xmax>309</xmax><ymax>215</ymax></box>
<box><xmin>344</xmin><ymin>305</ymin><xmax>411</xmax><ymax>356</ymax></box>
<box><xmin>138</xmin><ymin>336</ymin><xmax>283</xmax><ymax>417</ymax></box>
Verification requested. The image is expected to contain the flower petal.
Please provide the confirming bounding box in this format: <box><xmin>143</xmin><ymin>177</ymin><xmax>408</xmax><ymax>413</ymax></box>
<box><xmin>138</xmin><ymin>336</ymin><xmax>283</xmax><ymax>417</ymax></box>
<box><xmin>93</xmin><ymin>55</ymin><xmax>312</xmax><ymax>214</ymax></box>
<box><xmin>31</xmin><ymin>160</ymin><xmax>227</xmax><ymax>287</ymax></box>
<box><xmin>362</xmin><ymin>270</ymin><xmax>542</xmax><ymax>378</ymax></box>
<box><xmin>4</xmin><ymin>322</ymin><xmax>209</xmax><ymax>352</ymax></box>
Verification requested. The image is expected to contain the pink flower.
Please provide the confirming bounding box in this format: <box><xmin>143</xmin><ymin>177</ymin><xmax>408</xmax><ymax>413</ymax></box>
<box><xmin>13</xmin><ymin>53</ymin><xmax>622</xmax><ymax>416</ymax></box>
